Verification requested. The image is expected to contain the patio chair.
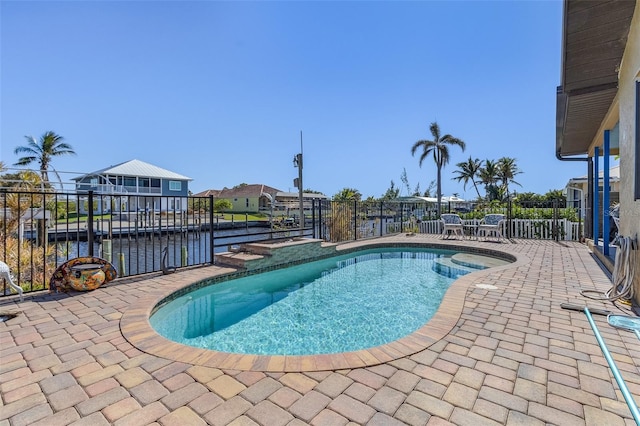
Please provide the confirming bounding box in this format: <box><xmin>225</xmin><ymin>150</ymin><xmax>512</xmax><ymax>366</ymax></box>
<box><xmin>477</xmin><ymin>214</ymin><xmax>506</xmax><ymax>242</ymax></box>
<box><xmin>440</xmin><ymin>214</ymin><xmax>464</xmax><ymax>239</ymax></box>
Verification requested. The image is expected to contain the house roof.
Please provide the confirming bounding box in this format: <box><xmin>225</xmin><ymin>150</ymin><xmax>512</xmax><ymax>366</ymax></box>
<box><xmin>556</xmin><ymin>0</ymin><xmax>637</xmax><ymax>157</ymax></box>
<box><xmin>416</xmin><ymin>196</ymin><xmax>466</xmax><ymax>203</ymax></box>
<box><xmin>74</xmin><ymin>159</ymin><xmax>192</xmax><ymax>181</ymax></box>
<box><xmin>193</xmin><ymin>189</ymin><xmax>222</xmax><ymax>197</ymax></box>
<box><xmin>394</xmin><ymin>196</ymin><xmax>466</xmax><ymax>203</ymax></box>
<box><xmin>276</xmin><ymin>191</ymin><xmax>328</xmax><ymax>199</ymax></box>
<box><xmin>567</xmin><ymin>165</ymin><xmax>621</xmax><ymax>184</ymax></box>
<box><xmin>193</xmin><ymin>184</ymin><xmax>281</xmax><ymax>198</ymax></box>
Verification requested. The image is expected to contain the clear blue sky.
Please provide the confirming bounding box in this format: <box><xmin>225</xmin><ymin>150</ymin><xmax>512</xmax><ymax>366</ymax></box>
<box><xmin>1</xmin><ymin>0</ymin><xmax>593</xmax><ymax>200</ymax></box>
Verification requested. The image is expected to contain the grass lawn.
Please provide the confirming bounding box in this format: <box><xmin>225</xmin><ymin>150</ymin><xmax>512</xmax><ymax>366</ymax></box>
<box><xmin>220</xmin><ymin>213</ymin><xmax>268</xmax><ymax>221</ymax></box>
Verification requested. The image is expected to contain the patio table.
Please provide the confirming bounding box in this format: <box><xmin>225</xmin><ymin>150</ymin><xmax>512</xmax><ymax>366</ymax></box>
<box><xmin>463</xmin><ymin>224</ymin><xmax>478</xmax><ymax>240</ymax></box>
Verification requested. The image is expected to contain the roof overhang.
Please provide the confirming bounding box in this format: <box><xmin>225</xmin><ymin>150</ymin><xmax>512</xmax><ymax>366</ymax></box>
<box><xmin>556</xmin><ymin>0</ymin><xmax>636</xmax><ymax>157</ymax></box>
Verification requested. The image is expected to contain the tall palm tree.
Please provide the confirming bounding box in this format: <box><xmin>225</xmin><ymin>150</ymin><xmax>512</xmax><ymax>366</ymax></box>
<box><xmin>13</xmin><ymin>131</ymin><xmax>76</xmax><ymax>185</ymax></box>
<box><xmin>478</xmin><ymin>159</ymin><xmax>500</xmax><ymax>201</ymax></box>
<box><xmin>411</xmin><ymin>122</ymin><xmax>465</xmax><ymax>216</ymax></box>
<box><xmin>452</xmin><ymin>156</ymin><xmax>483</xmax><ymax>200</ymax></box>
<box><xmin>496</xmin><ymin>157</ymin><xmax>522</xmax><ymax>199</ymax></box>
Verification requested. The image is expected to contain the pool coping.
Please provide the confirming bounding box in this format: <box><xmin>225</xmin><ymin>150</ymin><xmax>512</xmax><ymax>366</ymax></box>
<box><xmin>120</xmin><ymin>236</ymin><xmax>530</xmax><ymax>372</ymax></box>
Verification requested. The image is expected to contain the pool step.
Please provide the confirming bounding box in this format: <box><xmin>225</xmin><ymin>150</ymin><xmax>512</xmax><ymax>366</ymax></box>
<box><xmin>432</xmin><ymin>258</ymin><xmax>476</xmax><ymax>278</ymax></box>
<box><xmin>450</xmin><ymin>253</ymin><xmax>509</xmax><ymax>269</ymax></box>
<box><xmin>214</xmin><ymin>239</ymin><xmax>339</xmax><ymax>271</ymax></box>
<box><xmin>214</xmin><ymin>251</ymin><xmax>264</xmax><ymax>269</ymax></box>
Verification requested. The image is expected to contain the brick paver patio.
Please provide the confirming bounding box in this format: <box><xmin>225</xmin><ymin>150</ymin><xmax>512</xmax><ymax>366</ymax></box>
<box><xmin>1</xmin><ymin>235</ymin><xmax>638</xmax><ymax>425</ymax></box>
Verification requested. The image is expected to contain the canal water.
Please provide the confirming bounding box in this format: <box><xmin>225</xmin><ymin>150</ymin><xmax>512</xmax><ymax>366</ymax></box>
<box><xmin>55</xmin><ymin>227</ymin><xmax>309</xmax><ymax>277</ymax></box>
<box><xmin>53</xmin><ymin>218</ymin><xmax>396</xmax><ymax>277</ymax></box>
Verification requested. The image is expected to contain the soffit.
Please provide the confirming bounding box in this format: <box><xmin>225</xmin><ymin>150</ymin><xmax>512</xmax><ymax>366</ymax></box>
<box><xmin>556</xmin><ymin>0</ymin><xmax>636</xmax><ymax>157</ymax></box>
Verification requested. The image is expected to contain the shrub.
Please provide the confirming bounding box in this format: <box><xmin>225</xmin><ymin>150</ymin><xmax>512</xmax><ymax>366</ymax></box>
<box><xmin>0</xmin><ymin>235</ymin><xmax>55</xmax><ymax>292</ymax></box>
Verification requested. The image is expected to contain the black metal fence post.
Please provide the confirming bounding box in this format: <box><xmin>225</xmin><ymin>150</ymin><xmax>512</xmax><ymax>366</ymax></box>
<box><xmin>87</xmin><ymin>191</ymin><xmax>94</xmax><ymax>256</ymax></box>
<box><xmin>379</xmin><ymin>202</ymin><xmax>384</xmax><ymax>237</ymax></box>
<box><xmin>318</xmin><ymin>199</ymin><xmax>323</xmax><ymax>240</ymax></box>
<box><xmin>551</xmin><ymin>199</ymin><xmax>560</xmax><ymax>241</ymax></box>
<box><xmin>506</xmin><ymin>198</ymin><xmax>512</xmax><ymax>240</ymax></box>
<box><xmin>209</xmin><ymin>195</ymin><xmax>215</xmax><ymax>264</ymax></box>
<box><xmin>353</xmin><ymin>200</ymin><xmax>358</xmax><ymax>241</ymax></box>
<box><xmin>312</xmin><ymin>199</ymin><xmax>316</xmax><ymax>239</ymax></box>
<box><xmin>578</xmin><ymin>206</ymin><xmax>583</xmax><ymax>241</ymax></box>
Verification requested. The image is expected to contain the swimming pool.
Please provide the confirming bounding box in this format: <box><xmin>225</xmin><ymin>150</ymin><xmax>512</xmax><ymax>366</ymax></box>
<box><xmin>150</xmin><ymin>247</ymin><xmax>487</xmax><ymax>356</ymax></box>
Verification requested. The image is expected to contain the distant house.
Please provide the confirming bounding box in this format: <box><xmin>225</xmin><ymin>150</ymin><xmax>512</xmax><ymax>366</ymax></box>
<box><xmin>274</xmin><ymin>191</ymin><xmax>328</xmax><ymax>217</ymax></box>
<box><xmin>193</xmin><ymin>184</ymin><xmax>280</xmax><ymax>214</ymax></box>
<box><xmin>193</xmin><ymin>184</ymin><xmax>328</xmax><ymax>216</ymax></box>
<box><xmin>565</xmin><ymin>166</ymin><xmax>620</xmax><ymax>218</ymax></box>
<box><xmin>393</xmin><ymin>195</ymin><xmax>472</xmax><ymax>218</ymax></box>
<box><xmin>73</xmin><ymin>159</ymin><xmax>192</xmax><ymax>214</ymax></box>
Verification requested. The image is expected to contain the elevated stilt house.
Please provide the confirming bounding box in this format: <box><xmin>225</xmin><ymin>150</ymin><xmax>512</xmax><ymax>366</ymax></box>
<box><xmin>73</xmin><ymin>159</ymin><xmax>192</xmax><ymax>216</ymax></box>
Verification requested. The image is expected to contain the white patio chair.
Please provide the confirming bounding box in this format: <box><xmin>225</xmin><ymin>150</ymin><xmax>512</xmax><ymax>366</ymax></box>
<box><xmin>477</xmin><ymin>214</ymin><xmax>506</xmax><ymax>242</ymax></box>
<box><xmin>440</xmin><ymin>214</ymin><xmax>464</xmax><ymax>239</ymax></box>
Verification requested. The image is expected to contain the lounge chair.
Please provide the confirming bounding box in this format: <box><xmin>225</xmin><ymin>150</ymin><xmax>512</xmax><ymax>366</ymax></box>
<box><xmin>477</xmin><ymin>214</ymin><xmax>506</xmax><ymax>241</ymax></box>
<box><xmin>440</xmin><ymin>214</ymin><xmax>464</xmax><ymax>239</ymax></box>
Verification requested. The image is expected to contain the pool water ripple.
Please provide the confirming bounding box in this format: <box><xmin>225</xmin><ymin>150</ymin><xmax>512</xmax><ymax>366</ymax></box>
<box><xmin>151</xmin><ymin>248</ymin><xmax>480</xmax><ymax>355</ymax></box>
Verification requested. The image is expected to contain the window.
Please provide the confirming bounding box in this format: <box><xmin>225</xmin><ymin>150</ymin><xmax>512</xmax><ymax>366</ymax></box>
<box><xmin>90</xmin><ymin>178</ymin><xmax>98</xmax><ymax>187</ymax></box>
<box><xmin>635</xmin><ymin>80</ymin><xmax>640</xmax><ymax>200</ymax></box>
<box><xmin>246</xmin><ymin>198</ymin><xmax>249</xmax><ymax>208</ymax></box>
<box><xmin>169</xmin><ymin>181</ymin><xmax>181</xmax><ymax>191</ymax></box>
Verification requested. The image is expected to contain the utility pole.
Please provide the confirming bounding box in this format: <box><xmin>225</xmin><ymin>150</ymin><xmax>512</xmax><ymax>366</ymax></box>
<box><xmin>293</xmin><ymin>131</ymin><xmax>304</xmax><ymax>236</ymax></box>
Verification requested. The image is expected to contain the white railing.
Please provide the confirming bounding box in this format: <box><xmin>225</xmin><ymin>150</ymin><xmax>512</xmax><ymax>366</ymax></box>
<box><xmin>87</xmin><ymin>184</ymin><xmax>162</xmax><ymax>195</ymax></box>
<box><xmin>122</xmin><ymin>186</ymin><xmax>162</xmax><ymax>194</ymax></box>
<box><xmin>508</xmin><ymin>218</ymin><xmax>569</xmax><ymax>240</ymax></box>
<box><xmin>404</xmin><ymin>218</ymin><xmax>582</xmax><ymax>241</ymax></box>
<box><xmin>418</xmin><ymin>220</ymin><xmax>442</xmax><ymax>234</ymax></box>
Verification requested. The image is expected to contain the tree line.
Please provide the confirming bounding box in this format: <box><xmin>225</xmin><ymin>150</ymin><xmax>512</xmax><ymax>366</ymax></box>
<box><xmin>2</xmin><ymin>129</ymin><xmax>564</xmax><ymax>212</ymax></box>
<box><xmin>330</xmin><ymin>121</ymin><xmax>564</xmax><ymax>213</ymax></box>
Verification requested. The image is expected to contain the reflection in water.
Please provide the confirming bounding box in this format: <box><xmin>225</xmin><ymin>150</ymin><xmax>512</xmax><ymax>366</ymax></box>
<box><xmin>53</xmin><ymin>220</ymin><xmax>391</xmax><ymax>278</ymax></box>
<box><xmin>54</xmin><ymin>228</ymin><xmax>291</xmax><ymax>277</ymax></box>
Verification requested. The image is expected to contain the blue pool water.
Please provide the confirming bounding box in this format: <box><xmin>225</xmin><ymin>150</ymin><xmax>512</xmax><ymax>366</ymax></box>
<box><xmin>150</xmin><ymin>248</ymin><xmax>479</xmax><ymax>355</ymax></box>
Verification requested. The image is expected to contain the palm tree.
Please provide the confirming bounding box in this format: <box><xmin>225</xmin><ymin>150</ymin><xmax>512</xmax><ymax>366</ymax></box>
<box><xmin>478</xmin><ymin>159</ymin><xmax>500</xmax><ymax>201</ymax></box>
<box><xmin>452</xmin><ymin>156</ymin><xmax>483</xmax><ymax>199</ymax></box>
<box><xmin>333</xmin><ymin>187</ymin><xmax>362</xmax><ymax>201</ymax></box>
<box><xmin>13</xmin><ymin>131</ymin><xmax>76</xmax><ymax>185</ymax></box>
<box><xmin>411</xmin><ymin>122</ymin><xmax>465</xmax><ymax>216</ymax></box>
<box><xmin>496</xmin><ymin>157</ymin><xmax>522</xmax><ymax>199</ymax></box>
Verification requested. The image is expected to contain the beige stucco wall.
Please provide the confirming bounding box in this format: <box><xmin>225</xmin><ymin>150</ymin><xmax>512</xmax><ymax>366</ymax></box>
<box><xmin>225</xmin><ymin>196</ymin><xmax>260</xmax><ymax>213</ymax></box>
<box><xmin>617</xmin><ymin>1</ymin><xmax>640</xmax><ymax>302</ymax></box>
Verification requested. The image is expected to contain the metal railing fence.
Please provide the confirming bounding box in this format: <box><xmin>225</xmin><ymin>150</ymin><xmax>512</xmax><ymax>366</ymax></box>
<box><xmin>1</xmin><ymin>190</ymin><xmax>582</xmax><ymax>297</ymax></box>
